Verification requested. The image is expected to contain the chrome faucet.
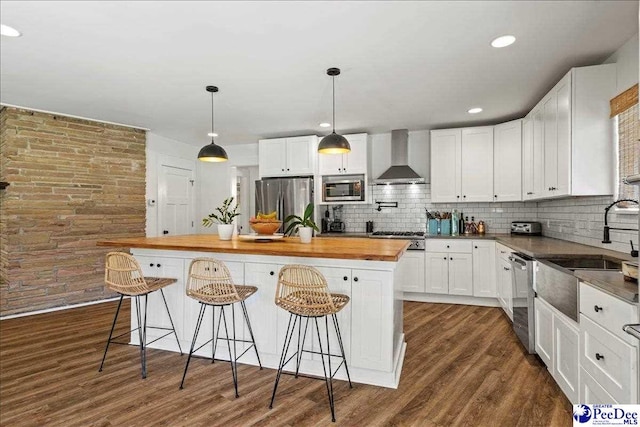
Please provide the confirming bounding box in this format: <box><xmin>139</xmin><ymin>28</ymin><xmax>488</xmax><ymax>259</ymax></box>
<box><xmin>602</xmin><ymin>198</ymin><xmax>638</xmax><ymax>244</ymax></box>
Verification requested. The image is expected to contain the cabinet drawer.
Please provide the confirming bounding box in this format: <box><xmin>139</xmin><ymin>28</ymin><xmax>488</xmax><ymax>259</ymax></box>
<box><xmin>580</xmin><ymin>282</ymin><xmax>638</xmax><ymax>342</ymax></box>
<box><xmin>580</xmin><ymin>314</ymin><xmax>638</xmax><ymax>404</ymax></box>
<box><xmin>580</xmin><ymin>368</ymin><xmax>617</xmax><ymax>404</ymax></box>
<box><xmin>425</xmin><ymin>240</ymin><xmax>472</xmax><ymax>253</ymax></box>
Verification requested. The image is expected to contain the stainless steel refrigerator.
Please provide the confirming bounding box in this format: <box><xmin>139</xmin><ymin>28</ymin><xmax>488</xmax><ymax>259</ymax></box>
<box><xmin>255</xmin><ymin>177</ymin><xmax>314</xmax><ymax>233</ymax></box>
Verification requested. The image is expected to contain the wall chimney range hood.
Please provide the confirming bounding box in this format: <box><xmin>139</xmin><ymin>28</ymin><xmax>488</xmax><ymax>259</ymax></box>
<box><xmin>374</xmin><ymin>129</ymin><xmax>425</xmax><ymax>185</ymax></box>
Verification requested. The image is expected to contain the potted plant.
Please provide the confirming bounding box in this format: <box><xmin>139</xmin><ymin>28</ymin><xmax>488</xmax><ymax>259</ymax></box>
<box><xmin>202</xmin><ymin>197</ymin><xmax>240</xmax><ymax>241</ymax></box>
<box><xmin>284</xmin><ymin>203</ymin><xmax>319</xmax><ymax>243</ymax></box>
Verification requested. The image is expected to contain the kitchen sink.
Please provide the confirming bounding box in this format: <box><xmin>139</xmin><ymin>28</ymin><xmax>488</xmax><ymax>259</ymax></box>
<box><xmin>542</xmin><ymin>257</ymin><xmax>622</xmax><ymax>271</ymax></box>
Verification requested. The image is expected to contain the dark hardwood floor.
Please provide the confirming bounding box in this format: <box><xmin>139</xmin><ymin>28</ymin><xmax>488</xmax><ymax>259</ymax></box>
<box><xmin>0</xmin><ymin>300</ymin><xmax>571</xmax><ymax>426</ymax></box>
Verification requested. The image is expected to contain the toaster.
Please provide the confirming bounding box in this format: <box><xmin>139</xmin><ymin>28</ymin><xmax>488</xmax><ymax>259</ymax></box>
<box><xmin>511</xmin><ymin>221</ymin><xmax>542</xmax><ymax>235</ymax></box>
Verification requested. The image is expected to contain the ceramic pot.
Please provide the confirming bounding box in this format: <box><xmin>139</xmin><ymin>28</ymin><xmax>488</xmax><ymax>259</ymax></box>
<box><xmin>217</xmin><ymin>224</ymin><xmax>234</xmax><ymax>241</ymax></box>
<box><xmin>298</xmin><ymin>226</ymin><xmax>313</xmax><ymax>244</ymax></box>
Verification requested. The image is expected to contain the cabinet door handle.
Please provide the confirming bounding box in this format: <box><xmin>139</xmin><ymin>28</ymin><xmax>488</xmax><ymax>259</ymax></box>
<box><xmin>270</xmin><ymin>271</ymin><xmax>274</xmax><ymax>276</ymax></box>
<box><xmin>463</xmin><ymin>195</ymin><xmax>466</xmax><ymax>199</ymax></box>
<box><xmin>446</xmin><ymin>245</ymin><xmax>450</xmax><ymax>248</ymax></box>
<box><xmin>594</xmin><ymin>305</ymin><xmax>603</xmax><ymax>313</ymax></box>
<box><xmin>474</xmin><ymin>246</ymin><xmax>478</xmax><ymax>249</ymax></box>
<box><xmin>149</xmin><ymin>263</ymin><xmax>154</xmax><ymax>267</ymax></box>
<box><xmin>494</xmin><ymin>195</ymin><xmax>497</xmax><ymax>198</ymax></box>
<box><xmin>456</xmin><ymin>195</ymin><xmax>460</xmax><ymax>199</ymax></box>
<box><xmin>443</xmin><ymin>257</ymin><xmax>447</xmax><ymax>260</ymax></box>
<box><xmin>163</xmin><ymin>230</ymin><xmax>169</xmax><ymax>235</ymax></box>
<box><xmin>353</xmin><ymin>277</ymin><xmax>358</xmax><ymax>282</ymax></box>
<box><xmin>282</xmin><ymin>169</ymin><xmax>285</xmax><ymax>172</ymax></box>
<box><xmin>503</xmin><ymin>266</ymin><xmax>510</xmax><ymax>271</ymax></box>
<box><xmin>526</xmin><ymin>192</ymin><xmax>533</xmax><ymax>195</ymax></box>
<box><xmin>450</xmin><ymin>257</ymin><xmax>453</xmax><ymax>261</ymax></box>
<box><xmin>343</xmin><ymin>276</ymin><xmax>348</xmax><ymax>281</ymax></box>
<box><xmin>595</xmin><ymin>353</ymin><xmax>604</xmax><ymax>361</ymax></box>
<box><xmin>287</xmin><ymin>168</ymin><xmax>290</xmax><ymax>171</ymax></box>
<box><xmin>156</xmin><ymin>264</ymin><xmax>161</xmax><ymax>267</ymax></box>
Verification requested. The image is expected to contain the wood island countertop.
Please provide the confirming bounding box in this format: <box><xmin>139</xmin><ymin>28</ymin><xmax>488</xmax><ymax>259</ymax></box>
<box><xmin>97</xmin><ymin>234</ymin><xmax>410</xmax><ymax>262</ymax></box>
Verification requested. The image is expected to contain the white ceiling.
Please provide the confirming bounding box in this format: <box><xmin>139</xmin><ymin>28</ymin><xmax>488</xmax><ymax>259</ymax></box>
<box><xmin>0</xmin><ymin>1</ymin><xmax>637</xmax><ymax>147</ymax></box>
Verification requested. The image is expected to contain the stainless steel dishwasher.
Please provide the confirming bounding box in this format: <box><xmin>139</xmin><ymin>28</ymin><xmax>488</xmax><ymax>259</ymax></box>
<box><xmin>509</xmin><ymin>252</ymin><xmax>536</xmax><ymax>353</ymax></box>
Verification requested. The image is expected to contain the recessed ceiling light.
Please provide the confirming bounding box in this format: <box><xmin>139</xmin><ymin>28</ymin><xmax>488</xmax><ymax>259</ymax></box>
<box><xmin>491</xmin><ymin>35</ymin><xmax>516</xmax><ymax>48</ymax></box>
<box><xmin>207</xmin><ymin>132</ymin><xmax>218</xmax><ymax>137</ymax></box>
<box><xmin>0</xmin><ymin>24</ymin><xmax>21</xmax><ymax>37</ymax></box>
<box><xmin>319</xmin><ymin>122</ymin><xmax>331</xmax><ymax>128</ymax></box>
<box><xmin>468</xmin><ymin>107</ymin><xmax>483</xmax><ymax>114</ymax></box>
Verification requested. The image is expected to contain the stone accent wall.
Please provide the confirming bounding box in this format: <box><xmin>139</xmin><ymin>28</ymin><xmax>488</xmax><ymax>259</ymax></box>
<box><xmin>0</xmin><ymin>107</ymin><xmax>146</xmax><ymax>316</ymax></box>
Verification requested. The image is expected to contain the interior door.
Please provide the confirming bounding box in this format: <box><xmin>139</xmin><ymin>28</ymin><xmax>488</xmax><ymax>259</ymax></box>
<box><xmin>158</xmin><ymin>164</ymin><xmax>194</xmax><ymax>236</ymax></box>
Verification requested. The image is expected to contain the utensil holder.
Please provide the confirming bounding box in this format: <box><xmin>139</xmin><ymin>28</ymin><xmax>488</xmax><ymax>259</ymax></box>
<box><xmin>428</xmin><ymin>219</ymin><xmax>439</xmax><ymax>236</ymax></box>
<box><xmin>440</xmin><ymin>219</ymin><xmax>451</xmax><ymax>236</ymax></box>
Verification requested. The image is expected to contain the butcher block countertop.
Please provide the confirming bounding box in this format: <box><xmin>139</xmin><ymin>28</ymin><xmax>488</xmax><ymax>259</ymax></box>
<box><xmin>97</xmin><ymin>234</ymin><xmax>410</xmax><ymax>262</ymax></box>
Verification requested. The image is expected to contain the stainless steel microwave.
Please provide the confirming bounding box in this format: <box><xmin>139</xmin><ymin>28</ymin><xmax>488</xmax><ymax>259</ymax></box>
<box><xmin>322</xmin><ymin>175</ymin><xmax>365</xmax><ymax>202</ymax></box>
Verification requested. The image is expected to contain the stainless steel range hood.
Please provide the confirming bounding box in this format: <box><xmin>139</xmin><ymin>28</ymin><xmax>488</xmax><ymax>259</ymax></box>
<box><xmin>374</xmin><ymin>129</ymin><xmax>425</xmax><ymax>185</ymax></box>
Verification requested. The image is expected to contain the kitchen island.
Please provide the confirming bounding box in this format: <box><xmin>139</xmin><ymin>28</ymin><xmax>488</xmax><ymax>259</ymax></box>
<box><xmin>97</xmin><ymin>235</ymin><xmax>410</xmax><ymax>388</ymax></box>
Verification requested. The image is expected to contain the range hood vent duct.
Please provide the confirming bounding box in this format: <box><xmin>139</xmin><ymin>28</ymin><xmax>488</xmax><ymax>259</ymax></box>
<box><xmin>375</xmin><ymin>129</ymin><xmax>425</xmax><ymax>185</ymax></box>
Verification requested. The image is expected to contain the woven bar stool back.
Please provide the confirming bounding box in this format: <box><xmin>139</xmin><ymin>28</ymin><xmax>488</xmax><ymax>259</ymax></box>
<box><xmin>275</xmin><ymin>264</ymin><xmax>343</xmax><ymax>317</ymax></box>
<box><xmin>186</xmin><ymin>258</ymin><xmax>242</xmax><ymax>305</ymax></box>
<box><xmin>99</xmin><ymin>252</ymin><xmax>182</xmax><ymax>379</ymax></box>
<box><xmin>105</xmin><ymin>252</ymin><xmax>150</xmax><ymax>296</ymax></box>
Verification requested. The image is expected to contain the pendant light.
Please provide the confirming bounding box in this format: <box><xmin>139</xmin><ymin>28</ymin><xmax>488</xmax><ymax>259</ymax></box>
<box><xmin>198</xmin><ymin>85</ymin><xmax>228</xmax><ymax>162</ymax></box>
<box><xmin>318</xmin><ymin>68</ymin><xmax>350</xmax><ymax>155</ymax></box>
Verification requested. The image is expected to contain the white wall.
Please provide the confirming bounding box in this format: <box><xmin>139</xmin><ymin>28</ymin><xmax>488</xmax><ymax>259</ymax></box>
<box><xmin>146</xmin><ymin>133</ymin><xmax>199</xmax><ymax>237</ymax></box>
<box><xmin>197</xmin><ymin>143</ymin><xmax>259</xmax><ymax>234</ymax></box>
<box><xmin>603</xmin><ymin>32</ymin><xmax>639</xmax><ymax>94</ymax></box>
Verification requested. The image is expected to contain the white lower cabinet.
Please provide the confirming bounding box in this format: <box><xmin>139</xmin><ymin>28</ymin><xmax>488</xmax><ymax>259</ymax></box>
<box><xmin>534</xmin><ymin>296</ymin><xmax>580</xmax><ymax>403</ymax></box>
<box><xmin>580</xmin><ymin>368</ymin><xmax>617</xmax><ymax>404</ymax></box>
<box><xmin>314</xmin><ymin>267</ymin><xmax>352</xmax><ymax>364</ymax></box>
<box><xmin>350</xmin><ymin>269</ymin><xmax>394</xmax><ymax>371</ymax></box>
<box><xmin>578</xmin><ymin>282</ymin><xmax>639</xmax><ymax>404</ymax></box>
<box><xmin>244</xmin><ymin>262</ymin><xmax>282</xmax><ymax>356</ymax></box>
<box><xmin>401</xmin><ymin>251</ymin><xmax>426</xmax><ymax>293</ymax></box>
<box><xmin>553</xmin><ymin>311</ymin><xmax>580</xmax><ymax>403</ymax></box>
<box><xmin>472</xmin><ymin>241</ymin><xmax>496</xmax><ymax>298</ymax></box>
<box><xmin>580</xmin><ymin>315</ymin><xmax>638</xmax><ymax>404</ymax></box>
<box><xmin>495</xmin><ymin>243</ymin><xmax>513</xmax><ymax>319</ymax></box>
<box><xmin>424</xmin><ymin>240</ymin><xmax>473</xmax><ymax>296</ymax></box>
<box><xmin>535</xmin><ymin>297</ymin><xmax>554</xmax><ymax>369</ymax></box>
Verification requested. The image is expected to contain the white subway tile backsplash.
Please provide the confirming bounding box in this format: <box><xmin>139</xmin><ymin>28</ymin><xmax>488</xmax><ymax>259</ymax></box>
<box><xmin>320</xmin><ymin>184</ymin><xmax>637</xmax><ymax>254</ymax></box>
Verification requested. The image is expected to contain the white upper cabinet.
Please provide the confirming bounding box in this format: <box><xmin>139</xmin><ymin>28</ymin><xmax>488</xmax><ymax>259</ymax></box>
<box><xmin>431</xmin><ymin>127</ymin><xmax>493</xmax><ymax>203</ymax></box>
<box><xmin>525</xmin><ymin>64</ymin><xmax>616</xmax><ymax>200</ymax></box>
<box><xmin>461</xmin><ymin>127</ymin><xmax>494</xmax><ymax>202</ymax></box>
<box><xmin>318</xmin><ymin>133</ymin><xmax>368</xmax><ymax>175</ymax></box>
<box><xmin>493</xmin><ymin>119</ymin><xmax>522</xmax><ymax>202</ymax></box>
<box><xmin>258</xmin><ymin>135</ymin><xmax>317</xmax><ymax>178</ymax></box>
<box><xmin>430</xmin><ymin>129</ymin><xmax>461</xmax><ymax>203</ymax></box>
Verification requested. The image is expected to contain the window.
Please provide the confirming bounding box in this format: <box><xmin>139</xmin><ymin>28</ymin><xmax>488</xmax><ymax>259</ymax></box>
<box><xmin>612</xmin><ymin>86</ymin><xmax>639</xmax><ymax>211</ymax></box>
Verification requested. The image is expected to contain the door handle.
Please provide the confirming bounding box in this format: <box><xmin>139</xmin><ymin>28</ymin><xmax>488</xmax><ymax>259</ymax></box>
<box><xmin>163</xmin><ymin>230</ymin><xmax>169</xmax><ymax>235</ymax></box>
<box><xmin>595</xmin><ymin>353</ymin><xmax>604</xmax><ymax>361</ymax></box>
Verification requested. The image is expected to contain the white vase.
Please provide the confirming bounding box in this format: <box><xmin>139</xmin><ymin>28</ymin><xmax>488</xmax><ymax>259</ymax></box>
<box><xmin>298</xmin><ymin>226</ymin><xmax>313</xmax><ymax>244</ymax></box>
<box><xmin>217</xmin><ymin>224</ymin><xmax>234</xmax><ymax>241</ymax></box>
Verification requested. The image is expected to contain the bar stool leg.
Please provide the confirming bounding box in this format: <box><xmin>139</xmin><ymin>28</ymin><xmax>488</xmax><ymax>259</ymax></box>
<box><xmin>212</xmin><ymin>306</ymin><xmax>223</xmax><ymax>363</ymax></box>
<box><xmin>314</xmin><ymin>316</ymin><xmax>336</xmax><ymax>422</ymax></box>
<box><xmin>220</xmin><ymin>305</ymin><xmax>239</xmax><ymax>398</ymax></box>
<box><xmin>159</xmin><ymin>288</ymin><xmax>183</xmax><ymax>355</ymax></box>
<box><xmin>140</xmin><ymin>294</ymin><xmax>149</xmax><ymax>379</ymax></box>
<box><xmin>180</xmin><ymin>303</ymin><xmax>206</xmax><ymax>389</ymax></box>
<box><xmin>240</xmin><ymin>301</ymin><xmax>262</xmax><ymax>369</ymax></box>
<box><xmin>269</xmin><ymin>313</ymin><xmax>298</xmax><ymax>409</ymax></box>
<box><xmin>332</xmin><ymin>313</ymin><xmax>352</xmax><ymax>388</ymax></box>
<box><xmin>98</xmin><ymin>294</ymin><xmax>124</xmax><ymax>372</ymax></box>
<box><xmin>295</xmin><ymin>316</ymin><xmax>310</xmax><ymax>378</ymax></box>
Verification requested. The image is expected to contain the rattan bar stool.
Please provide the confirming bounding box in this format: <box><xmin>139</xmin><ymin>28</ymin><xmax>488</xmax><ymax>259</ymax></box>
<box><xmin>269</xmin><ymin>264</ymin><xmax>352</xmax><ymax>423</ymax></box>
<box><xmin>99</xmin><ymin>252</ymin><xmax>183</xmax><ymax>379</ymax></box>
<box><xmin>180</xmin><ymin>257</ymin><xmax>262</xmax><ymax>397</ymax></box>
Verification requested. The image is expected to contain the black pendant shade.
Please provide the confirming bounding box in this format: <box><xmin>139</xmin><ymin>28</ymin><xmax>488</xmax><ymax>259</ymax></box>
<box><xmin>198</xmin><ymin>85</ymin><xmax>228</xmax><ymax>162</ymax></box>
<box><xmin>198</xmin><ymin>142</ymin><xmax>228</xmax><ymax>162</ymax></box>
<box><xmin>318</xmin><ymin>132</ymin><xmax>351</xmax><ymax>154</ymax></box>
<box><xmin>318</xmin><ymin>67</ymin><xmax>350</xmax><ymax>155</ymax></box>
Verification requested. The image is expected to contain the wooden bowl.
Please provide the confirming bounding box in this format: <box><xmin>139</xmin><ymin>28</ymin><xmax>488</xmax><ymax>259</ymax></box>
<box><xmin>249</xmin><ymin>221</ymin><xmax>282</xmax><ymax>235</ymax></box>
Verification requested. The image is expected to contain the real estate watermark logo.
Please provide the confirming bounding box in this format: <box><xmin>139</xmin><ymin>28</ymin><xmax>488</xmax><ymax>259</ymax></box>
<box><xmin>573</xmin><ymin>404</ymin><xmax>639</xmax><ymax>426</ymax></box>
